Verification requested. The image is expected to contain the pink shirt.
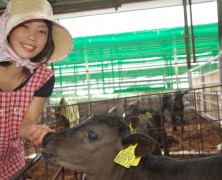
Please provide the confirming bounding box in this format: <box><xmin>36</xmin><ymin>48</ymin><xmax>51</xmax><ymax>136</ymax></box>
<box><xmin>0</xmin><ymin>65</ymin><xmax>54</xmax><ymax>179</ymax></box>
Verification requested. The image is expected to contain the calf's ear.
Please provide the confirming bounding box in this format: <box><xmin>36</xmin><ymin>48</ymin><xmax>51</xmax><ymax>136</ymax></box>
<box><xmin>122</xmin><ymin>133</ymin><xmax>156</xmax><ymax>157</ymax></box>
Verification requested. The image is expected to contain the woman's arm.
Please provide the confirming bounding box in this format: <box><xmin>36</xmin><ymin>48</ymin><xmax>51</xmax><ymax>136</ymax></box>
<box><xmin>19</xmin><ymin>96</ymin><xmax>54</xmax><ymax>145</ymax></box>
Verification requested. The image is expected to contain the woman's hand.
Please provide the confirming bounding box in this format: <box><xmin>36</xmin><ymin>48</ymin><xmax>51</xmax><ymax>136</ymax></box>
<box><xmin>19</xmin><ymin>97</ymin><xmax>54</xmax><ymax>145</ymax></box>
<box><xmin>26</xmin><ymin>124</ymin><xmax>54</xmax><ymax>145</ymax></box>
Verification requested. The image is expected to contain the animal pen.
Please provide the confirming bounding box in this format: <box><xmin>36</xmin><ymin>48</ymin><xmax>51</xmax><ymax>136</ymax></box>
<box><xmin>12</xmin><ymin>33</ymin><xmax>222</xmax><ymax>180</ymax></box>
<box><xmin>15</xmin><ymin>75</ymin><xmax>222</xmax><ymax>179</ymax></box>
<box><xmin>11</xmin><ymin>1</ymin><xmax>222</xmax><ymax>179</ymax></box>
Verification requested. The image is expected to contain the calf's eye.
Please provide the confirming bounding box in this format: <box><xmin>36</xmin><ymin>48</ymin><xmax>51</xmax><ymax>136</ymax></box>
<box><xmin>87</xmin><ymin>132</ymin><xmax>98</xmax><ymax>142</ymax></box>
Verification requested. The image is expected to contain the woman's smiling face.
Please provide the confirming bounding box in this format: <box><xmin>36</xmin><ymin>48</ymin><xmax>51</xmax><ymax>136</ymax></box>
<box><xmin>8</xmin><ymin>19</ymin><xmax>49</xmax><ymax>59</ymax></box>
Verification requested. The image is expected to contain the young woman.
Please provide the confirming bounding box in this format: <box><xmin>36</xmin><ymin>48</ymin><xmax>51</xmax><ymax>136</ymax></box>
<box><xmin>0</xmin><ymin>0</ymin><xmax>73</xmax><ymax>178</ymax></box>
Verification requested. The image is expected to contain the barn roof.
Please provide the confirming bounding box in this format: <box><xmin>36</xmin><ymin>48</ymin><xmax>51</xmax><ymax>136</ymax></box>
<box><xmin>0</xmin><ymin>0</ymin><xmax>212</xmax><ymax>16</ymax></box>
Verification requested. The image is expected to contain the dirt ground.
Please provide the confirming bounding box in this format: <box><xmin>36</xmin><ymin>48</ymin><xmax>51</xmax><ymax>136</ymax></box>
<box><xmin>165</xmin><ymin>117</ymin><xmax>222</xmax><ymax>159</ymax></box>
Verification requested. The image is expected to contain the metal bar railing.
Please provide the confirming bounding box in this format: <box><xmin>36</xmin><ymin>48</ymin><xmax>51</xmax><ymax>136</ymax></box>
<box><xmin>52</xmin><ymin>167</ymin><xmax>65</xmax><ymax>180</ymax></box>
<box><xmin>10</xmin><ymin>153</ymin><xmax>43</xmax><ymax>180</ymax></box>
<box><xmin>108</xmin><ymin>106</ymin><xmax>116</xmax><ymax>114</ymax></box>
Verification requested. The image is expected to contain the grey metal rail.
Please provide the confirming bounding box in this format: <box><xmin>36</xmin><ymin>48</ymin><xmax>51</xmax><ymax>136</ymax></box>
<box><xmin>10</xmin><ymin>153</ymin><xmax>43</xmax><ymax>180</ymax></box>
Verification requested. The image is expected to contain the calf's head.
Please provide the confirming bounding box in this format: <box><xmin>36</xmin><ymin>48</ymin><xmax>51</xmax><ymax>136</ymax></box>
<box><xmin>42</xmin><ymin>113</ymin><xmax>156</xmax><ymax>176</ymax></box>
<box><xmin>124</xmin><ymin>115</ymin><xmax>162</xmax><ymax>156</ymax></box>
<box><xmin>125</xmin><ymin>104</ymin><xmax>142</xmax><ymax>116</ymax></box>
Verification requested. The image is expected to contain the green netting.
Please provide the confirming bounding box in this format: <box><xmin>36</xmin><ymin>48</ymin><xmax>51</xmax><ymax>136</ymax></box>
<box><xmin>50</xmin><ymin>23</ymin><xmax>220</xmax><ymax>102</ymax></box>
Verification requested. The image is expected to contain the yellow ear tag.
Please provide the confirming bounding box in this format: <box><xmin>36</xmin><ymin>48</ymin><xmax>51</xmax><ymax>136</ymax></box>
<box><xmin>145</xmin><ymin>111</ymin><xmax>152</xmax><ymax>119</ymax></box>
<box><xmin>131</xmin><ymin>156</ymin><xmax>141</xmax><ymax>166</ymax></box>
<box><xmin>129</xmin><ymin>122</ymin><xmax>135</xmax><ymax>133</ymax></box>
<box><xmin>114</xmin><ymin>143</ymin><xmax>141</xmax><ymax>168</ymax></box>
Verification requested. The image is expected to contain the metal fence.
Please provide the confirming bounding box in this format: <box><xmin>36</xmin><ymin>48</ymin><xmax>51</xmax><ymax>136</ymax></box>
<box><xmin>12</xmin><ymin>87</ymin><xmax>222</xmax><ymax>179</ymax></box>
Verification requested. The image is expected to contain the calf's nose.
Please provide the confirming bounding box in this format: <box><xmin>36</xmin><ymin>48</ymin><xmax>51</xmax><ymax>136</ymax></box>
<box><xmin>42</xmin><ymin>132</ymin><xmax>55</xmax><ymax>147</ymax></box>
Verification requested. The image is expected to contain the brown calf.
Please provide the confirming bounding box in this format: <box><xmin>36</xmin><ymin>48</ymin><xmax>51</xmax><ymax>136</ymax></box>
<box><xmin>125</xmin><ymin>104</ymin><xmax>169</xmax><ymax>155</ymax></box>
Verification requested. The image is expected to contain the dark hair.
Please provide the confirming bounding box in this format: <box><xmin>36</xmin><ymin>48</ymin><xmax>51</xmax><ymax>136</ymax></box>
<box><xmin>0</xmin><ymin>19</ymin><xmax>55</xmax><ymax>68</ymax></box>
<box><xmin>31</xmin><ymin>20</ymin><xmax>55</xmax><ymax>64</ymax></box>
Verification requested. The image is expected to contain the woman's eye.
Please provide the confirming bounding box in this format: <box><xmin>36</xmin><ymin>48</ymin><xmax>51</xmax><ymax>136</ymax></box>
<box><xmin>39</xmin><ymin>30</ymin><xmax>48</xmax><ymax>35</ymax></box>
<box><xmin>87</xmin><ymin>132</ymin><xmax>98</xmax><ymax>142</ymax></box>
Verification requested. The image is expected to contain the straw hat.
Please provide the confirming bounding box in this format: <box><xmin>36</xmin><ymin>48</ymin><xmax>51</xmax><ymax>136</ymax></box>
<box><xmin>4</xmin><ymin>0</ymin><xmax>73</xmax><ymax>62</ymax></box>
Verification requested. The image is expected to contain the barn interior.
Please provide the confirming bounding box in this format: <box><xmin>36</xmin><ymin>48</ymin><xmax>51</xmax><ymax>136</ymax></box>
<box><xmin>1</xmin><ymin>0</ymin><xmax>222</xmax><ymax>179</ymax></box>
